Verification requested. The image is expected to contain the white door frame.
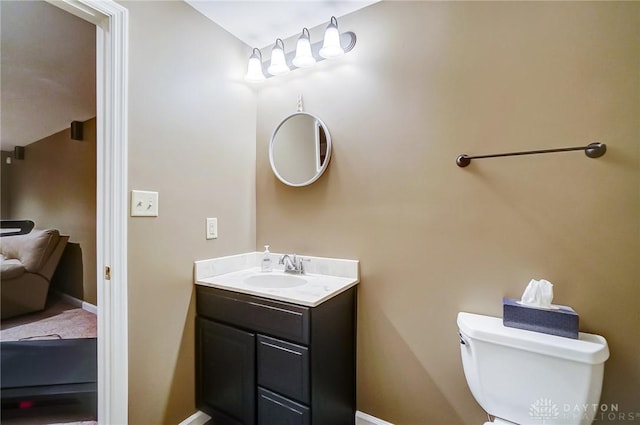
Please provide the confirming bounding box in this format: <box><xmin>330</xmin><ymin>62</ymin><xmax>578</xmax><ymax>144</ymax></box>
<box><xmin>47</xmin><ymin>1</ymin><xmax>128</xmax><ymax>424</ymax></box>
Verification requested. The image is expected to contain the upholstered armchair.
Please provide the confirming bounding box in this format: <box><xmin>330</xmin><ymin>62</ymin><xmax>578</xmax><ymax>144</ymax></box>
<box><xmin>1</xmin><ymin>229</ymin><xmax>69</xmax><ymax>319</ymax></box>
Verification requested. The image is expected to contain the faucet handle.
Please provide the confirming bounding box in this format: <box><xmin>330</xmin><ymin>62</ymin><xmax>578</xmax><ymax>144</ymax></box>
<box><xmin>298</xmin><ymin>256</ymin><xmax>311</xmax><ymax>272</ymax></box>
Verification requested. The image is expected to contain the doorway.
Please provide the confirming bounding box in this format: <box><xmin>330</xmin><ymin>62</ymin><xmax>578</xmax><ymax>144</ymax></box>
<box><xmin>46</xmin><ymin>1</ymin><xmax>129</xmax><ymax>424</ymax></box>
<box><xmin>0</xmin><ymin>1</ymin><xmax>97</xmax><ymax>422</ymax></box>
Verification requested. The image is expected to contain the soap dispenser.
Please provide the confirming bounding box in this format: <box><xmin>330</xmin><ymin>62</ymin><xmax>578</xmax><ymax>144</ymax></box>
<box><xmin>261</xmin><ymin>245</ymin><xmax>273</xmax><ymax>272</ymax></box>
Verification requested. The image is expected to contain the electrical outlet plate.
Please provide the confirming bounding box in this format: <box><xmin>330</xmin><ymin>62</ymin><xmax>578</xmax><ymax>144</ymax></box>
<box><xmin>131</xmin><ymin>190</ymin><xmax>159</xmax><ymax>217</ymax></box>
<box><xmin>206</xmin><ymin>217</ymin><xmax>218</xmax><ymax>239</ymax></box>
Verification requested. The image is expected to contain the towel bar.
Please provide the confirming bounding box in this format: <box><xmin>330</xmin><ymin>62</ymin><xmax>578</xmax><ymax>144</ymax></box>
<box><xmin>456</xmin><ymin>142</ymin><xmax>606</xmax><ymax>167</ymax></box>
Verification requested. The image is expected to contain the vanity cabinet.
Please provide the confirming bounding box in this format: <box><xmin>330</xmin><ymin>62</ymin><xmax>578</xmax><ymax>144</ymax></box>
<box><xmin>196</xmin><ymin>285</ymin><xmax>356</xmax><ymax>425</ymax></box>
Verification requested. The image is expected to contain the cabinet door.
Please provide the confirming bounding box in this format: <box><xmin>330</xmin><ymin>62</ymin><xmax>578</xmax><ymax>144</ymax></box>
<box><xmin>258</xmin><ymin>387</ymin><xmax>310</xmax><ymax>425</ymax></box>
<box><xmin>196</xmin><ymin>317</ymin><xmax>255</xmax><ymax>425</ymax></box>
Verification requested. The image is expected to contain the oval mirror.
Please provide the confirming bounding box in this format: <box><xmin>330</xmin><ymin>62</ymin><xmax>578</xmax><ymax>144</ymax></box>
<box><xmin>269</xmin><ymin>112</ymin><xmax>332</xmax><ymax>187</ymax></box>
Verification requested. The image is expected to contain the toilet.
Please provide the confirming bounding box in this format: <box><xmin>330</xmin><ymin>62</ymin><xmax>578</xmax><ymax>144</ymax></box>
<box><xmin>457</xmin><ymin>312</ymin><xmax>609</xmax><ymax>425</ymax></box>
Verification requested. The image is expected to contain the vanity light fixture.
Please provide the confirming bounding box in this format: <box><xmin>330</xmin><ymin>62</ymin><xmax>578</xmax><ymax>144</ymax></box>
<box><xmin>319</xmin><ymin>16</ymin><xmax>344</xmax><ymax>59</ymax></box>
<box><xmin>243</xmin><ymin>16</ymin><xmax>356</xmax><ymax>83</ymax></box>
<box><xmin>267</xmin><ymin>38</ymin><xmax>290</xmax><ymax>76</ymax></box>
<box><xmin>292</xmin><ymin>28</ymin><xmax>316</xmax><ymax>68</ymax></box>
<box><xmin>244</xmin><ymin>48</ymin><xmax>266</xmax><ymax>82</ymax></box>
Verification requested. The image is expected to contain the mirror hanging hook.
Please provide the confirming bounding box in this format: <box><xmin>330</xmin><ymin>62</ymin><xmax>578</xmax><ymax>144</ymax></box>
<box><xmin>297</xmin><ymin>94</ymin><xmax>304</xmax><ymax>112</ymax></box>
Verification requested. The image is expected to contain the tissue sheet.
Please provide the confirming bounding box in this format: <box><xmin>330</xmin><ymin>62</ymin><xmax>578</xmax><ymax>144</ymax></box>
<box><xmin>520</xmin><ymin>279</ymin><xmax>554</xmax><ymax>308</ymax></box>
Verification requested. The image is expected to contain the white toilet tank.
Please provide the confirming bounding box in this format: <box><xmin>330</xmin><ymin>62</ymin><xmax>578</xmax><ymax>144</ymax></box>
<box><xmin>457</xmin><ymin>312</ymin><xmax>609</xmax><ymax>425</ymax></box>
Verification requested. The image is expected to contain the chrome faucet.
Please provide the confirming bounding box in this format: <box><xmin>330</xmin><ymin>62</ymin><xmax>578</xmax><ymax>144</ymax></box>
<box><xmin>279</xmin><ymin>254</ymin><xmax>309</xmax><ymax>274</ymax></box>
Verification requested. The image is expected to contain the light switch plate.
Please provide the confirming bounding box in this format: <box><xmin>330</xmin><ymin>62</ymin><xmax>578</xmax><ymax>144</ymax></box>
<box><xmin>131</xmin><ymin>190</ymin><xmax>159</xmax><ymax>217</ymax></box>
<box><xmin>206</xmin><ymin>218</ymin><xmax>218</xmax><ymax>239</ymax></box>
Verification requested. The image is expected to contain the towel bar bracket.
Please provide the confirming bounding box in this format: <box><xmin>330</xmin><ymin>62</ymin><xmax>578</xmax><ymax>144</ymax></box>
<box><xmin>456</xmin><ymin>142</ymin><xmax>606</xmax><ymax>168</ymax></box>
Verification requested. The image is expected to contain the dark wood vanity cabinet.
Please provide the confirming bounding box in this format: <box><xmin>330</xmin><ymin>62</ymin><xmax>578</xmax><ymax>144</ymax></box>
<box><xmin>196</xmin><ymin>285</ymin><xmax>356</xmax><ymax>425</ymax></box>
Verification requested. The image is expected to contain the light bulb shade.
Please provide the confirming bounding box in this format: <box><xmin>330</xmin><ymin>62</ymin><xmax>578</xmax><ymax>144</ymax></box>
<box><xmin>319</xmin><ymin>16</ymin><xmax>344</xmax><ymax>59</ymax></box>
<box><xmin>244</xmin><ymin>48</ymin><xmax>265</xmax><ymax>82</ymax></box>
<box><xmin>292</xmin><ymin>28</ymin><xmax>316</xmax><ymax>68</ymax></box>
<box><xmin>267</xmin><ymin>38</ymin><xmax>290</xmax><ymax>75</ymax></box>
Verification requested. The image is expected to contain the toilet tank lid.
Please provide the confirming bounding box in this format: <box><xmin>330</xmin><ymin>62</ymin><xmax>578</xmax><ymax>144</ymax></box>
<box><xmin>457</xmin><ymin>312</ymin><xmax>610</xmax><ymax>365</ymax></box>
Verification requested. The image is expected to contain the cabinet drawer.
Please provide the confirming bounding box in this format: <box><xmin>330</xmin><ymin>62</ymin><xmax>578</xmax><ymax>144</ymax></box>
<box><xmin>258</xmin><ymin>387</ymin><xmax>310</xmax><ymax>425</ymax></box>
<box><xmin>197</xmin><ymin>286</ymin><xmax>310</xmax><ymax>344</ymax></box>
<box><xmin>257</xmin><ymin>335</ymin><xmax>309</xmax><ymax>404</ymax></box>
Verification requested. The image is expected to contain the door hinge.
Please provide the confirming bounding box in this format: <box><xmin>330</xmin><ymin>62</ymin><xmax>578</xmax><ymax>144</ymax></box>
<box><xmin>105</xmin><ymin>266</ymin><xmax>111</xmax><ymax>280</ymax></box>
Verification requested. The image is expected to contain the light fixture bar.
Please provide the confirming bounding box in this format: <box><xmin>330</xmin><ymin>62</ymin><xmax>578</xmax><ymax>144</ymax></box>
<box><xmin>248</xmin><ymin>31</ymin><xmax>356</xmax><ymax>81</ymax></box>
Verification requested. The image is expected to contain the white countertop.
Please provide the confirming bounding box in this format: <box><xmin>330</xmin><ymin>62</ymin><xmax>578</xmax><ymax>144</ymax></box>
<box><xmin>194</xmin><ymin>252</ymin><xmax>359</xmax><ymax>307</ymax></box>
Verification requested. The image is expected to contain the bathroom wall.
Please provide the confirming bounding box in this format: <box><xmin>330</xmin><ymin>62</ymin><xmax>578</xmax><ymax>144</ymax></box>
<box><xmin>122</xmin><ymin>1</ymin><xmax>256</xmax><ymax>423</ymax></box>
<box><xmin>256</xmin><ymin>2</ymin><xmax>640</xmax><ymax>424</ymax></box>
<box><xmin>3</xmin><ymin>118</ymin><xmax>97</xmax><ymax>305</ymax></box>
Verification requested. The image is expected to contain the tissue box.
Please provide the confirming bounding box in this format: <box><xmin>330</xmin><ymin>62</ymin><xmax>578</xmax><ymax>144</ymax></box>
<box><xmin>502</xmin><ymin>297</ymin><xmax>579</xmax><ymax>339</ymax></box>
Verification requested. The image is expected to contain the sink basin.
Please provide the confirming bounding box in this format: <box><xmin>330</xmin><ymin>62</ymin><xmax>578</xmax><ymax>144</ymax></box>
<box><xmin>244</xmin><ymin>273</ymin><xmax>307</xmax><ymax>289</ymax></box>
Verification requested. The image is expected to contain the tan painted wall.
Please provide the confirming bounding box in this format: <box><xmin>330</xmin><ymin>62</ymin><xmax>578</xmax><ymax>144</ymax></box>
<box><xmin>1</xmin><ymin>151</ymin><xmax>12</xmax><ymax>217</ymax></box>
<box><xmin>3</xmin><ymin>118</ymin><xmax>97</xmax><ymax>304</ymax></box>
<box><xmin>256</xmin><ymin>2</ymin><xmax>640</xmax><ymax>424</ymax></box>
<box><xmin>123</xmin><ymin>1</ymin><xmax>256</xmax><ymax>423</ymax></box>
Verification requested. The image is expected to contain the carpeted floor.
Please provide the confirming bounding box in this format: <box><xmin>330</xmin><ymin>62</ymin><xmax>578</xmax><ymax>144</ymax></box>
<box><xmin>0</xmin><ymin>298</ymin><xmax>96</xmax><ymax>342</ymax></box>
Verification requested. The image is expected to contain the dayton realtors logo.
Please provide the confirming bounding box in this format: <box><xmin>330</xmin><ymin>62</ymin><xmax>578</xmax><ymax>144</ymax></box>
<box><xmin>529</xmin><ymin>399</ymin><xmax>639</xmax><ymax>422</ymax></box>
<box><xmin>530</xmin><ymin>398</ymin><xmax>560</xmax><ymax>423</ymax></box>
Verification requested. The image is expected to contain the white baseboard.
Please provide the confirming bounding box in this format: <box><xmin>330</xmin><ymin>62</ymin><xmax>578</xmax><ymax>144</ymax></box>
<box><xmin>178</xmin><ymin>411</ymin><xmax>211</xmax><ymax>425</ymax></box>
<box><xmin>180</xmin><ymin>410</ymin><xmax>393</xmax><ymax>425</ymax></box>
<box><xmin>357</xmin><ymin>410</ymin><xmax>395</xmax><ymax>425</ymax></box>
<box><xmin>81</xmin><ymin>300</ymin><xmax>97</xmax><ymax>314</ymax></box>
<box><xmin>54</xmin><ymin>290</ymin><xmax>97</xmax><ymax>314</ymax></box>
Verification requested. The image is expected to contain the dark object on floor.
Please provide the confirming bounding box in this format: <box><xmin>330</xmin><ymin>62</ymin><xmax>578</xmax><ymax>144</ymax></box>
<box><xmin>0</xmin><ymin>337</ymin><xmax>97</xmax><ymax>417</ymax></box>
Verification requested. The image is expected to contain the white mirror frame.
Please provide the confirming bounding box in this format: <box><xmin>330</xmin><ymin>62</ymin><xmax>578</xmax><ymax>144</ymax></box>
<box><xmin>268</xmin><ymin>112</ymin><xmax>332</xmax><ymax>187</ymax></box>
